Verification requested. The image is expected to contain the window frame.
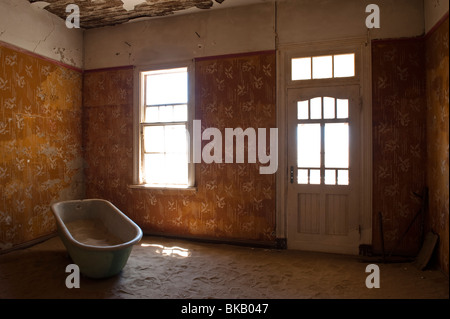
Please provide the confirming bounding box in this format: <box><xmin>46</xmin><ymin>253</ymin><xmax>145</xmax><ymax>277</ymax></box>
<box><xmin>286</xmin><ymin>45</ymin><xmax>362</xmax><ymax>88</ymax></box>
<box><xmin>132</xmin><ymin>61</ymin><xmax>195</xmax><ymax>189</ymax></box>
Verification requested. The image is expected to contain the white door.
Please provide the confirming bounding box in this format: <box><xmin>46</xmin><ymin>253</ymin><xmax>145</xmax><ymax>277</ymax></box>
<box><xmin>287</xmin><ymin>85</ymin><xmax>361</xmax><ymax>255</ymax></box>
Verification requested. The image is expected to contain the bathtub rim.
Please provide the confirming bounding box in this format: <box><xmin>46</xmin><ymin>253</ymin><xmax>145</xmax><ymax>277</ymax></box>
<box><xmin>51</xmin><ymin>199</ymin><xmax>143</xmax><ymax>252</ymax></box>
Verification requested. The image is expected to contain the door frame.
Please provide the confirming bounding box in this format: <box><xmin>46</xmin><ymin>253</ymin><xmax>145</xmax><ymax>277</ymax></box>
<box><xmin>276</xmin><ymin>37</ymin><xmax>373</xmax><ymax>251</ymax></box>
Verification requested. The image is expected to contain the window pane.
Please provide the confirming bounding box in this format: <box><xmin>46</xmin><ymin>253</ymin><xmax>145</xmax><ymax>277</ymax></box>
<box><xmin>310</xmin><ymin>169</ymin><xmax>321</xmax><ymax>185</ymax></box>
<box><xmin>144</xmin><ymin>154</ymin><xmax>165</xmax><ymax>184</ymax></box>
<box><xmin>159</xmin><ymin>105</ymin><xmax>173</xmax><ymax>122</ymax></box>
<box><xmin>173</xmin><ymin>104</ymin><xmax>188</xmax><ymax>122</ymax></box>
<box><xmin>297</xmin><ymin>100</ymin><xmax>309</xmax><ymax>120</ymax></box>
<box><xmin>298</xmin><ymin>169</ymin><xmax>309</xmax><ymax>184</ymax></box>
<box><xmin>144</xmin><ymin>126</ymin><xmax>164</xmax><ymax>153</ymax></box>
<box><xmin>325</xmin><ymin>169</ymin><xmax>336</xmax><ymax>185</ymax></box>
<box><xmin>165</xmin><ymin>153</ymin><xmax>188</xmax><ymax>185</ymax></box>
<box><xmin>337</xmin><ymin>170</ymin><xmax>349</xmax><ymax>185</ymax></box>
<box><xmin>145</xmin><ymin>106</ymin><xmax>159</xmax><ymax>123</ymax></box>
<box><xmin>292</xmin><ymin>57</ymin><xmax>311</xmax><ymax>80</ymax></box>
<box><xmin>310</xmin><ymin>97</ymin><xmax>322</xmax><ymax>119</ymax></box>
<box><xmin>325</xmin><ymin>123</ymin><xmax>349</xmax><ymax>168</ymax></box>
<box><xmin>337</xmin><ymin>99</ymin><xmax>349</xmax><ymax>119</ymax></box>
<box><xmin>143</xmin><ymin>152</ymin><xmax>188</xmax><ymax>185</ymax></box>
<box><xmin>298</xmin><ymin>124</ymin><xmax>321</xmax><ymax>168</ymax></box>
<box><xmin>323</xmin><ymin>97</ymin><xmax>335</xmax><ymax>119</ymax></box>
<box><xmin>165</xmin><ymin>125</ymin><xmax>187</xmax><ymax>153</ymax></box>
<box><xmin>334</xmin><ymin>53</ymin><xmax>355</xmax><ymax>78</ymax></box>
<box><xmin>313</xmin><ymin>55</ymin><xmax>332</xmax><ymax>79</ymax></box>
<box><xmin>146</xmin><ymin>68</ymin><xmax>187</xmax><ymax>105</ymax></box>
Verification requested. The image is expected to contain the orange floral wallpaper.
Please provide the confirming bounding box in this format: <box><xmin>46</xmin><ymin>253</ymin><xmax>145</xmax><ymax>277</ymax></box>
<box><xmin>426</xmin><ymin>17</ymin><xmax>449</xmax><ymax>275</ymax></box>
<box><xmin>83</xmin><ymin>52</ymin><xmax>277</xmax><ymax>244</ymax></box>
<box><xmin>372</xmin><ymin>38</ymin><xmax>427</xmax><ymax>256</ymax></box>
<box><xmin>0</xmin><ymin>42</ymin><xmax>84</xmax><ymax>251</ymax></box>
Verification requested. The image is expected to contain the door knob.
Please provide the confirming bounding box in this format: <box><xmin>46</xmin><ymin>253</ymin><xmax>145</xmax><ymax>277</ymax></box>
<box><xmin>290</xmin><ymin>166</ymin><xmax>294</xmax><ymax>184</ymax></box>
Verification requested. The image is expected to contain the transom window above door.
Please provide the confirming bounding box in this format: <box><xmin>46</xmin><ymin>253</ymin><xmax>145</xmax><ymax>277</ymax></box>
<box><xmin>292</xmin><ymin>53</ymin><xmax>355</xmax><ymax>81</ymax></box>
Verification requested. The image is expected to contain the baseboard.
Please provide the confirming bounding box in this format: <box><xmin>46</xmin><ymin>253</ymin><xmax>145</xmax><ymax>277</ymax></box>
<box><xmin>0</xmin><ymin>232</ymin><xmax>57</xmax><ymax>255</ymax></box>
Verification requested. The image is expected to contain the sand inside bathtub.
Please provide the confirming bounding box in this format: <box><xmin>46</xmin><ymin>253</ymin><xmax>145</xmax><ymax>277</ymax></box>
<box><xmin>65</xmin><ymin>219</ymin><xmax>123</xmax><ymax>246</ymax></box>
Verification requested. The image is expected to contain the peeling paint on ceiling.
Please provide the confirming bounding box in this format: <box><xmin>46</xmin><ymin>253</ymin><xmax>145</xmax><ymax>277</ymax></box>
<box><xmin>27</xmin><ymin>0</ymin><xmax>252</xmax><ymax>29</ymax></box>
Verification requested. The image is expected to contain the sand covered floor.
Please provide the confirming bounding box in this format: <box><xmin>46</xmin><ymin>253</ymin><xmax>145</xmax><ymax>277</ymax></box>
<box><xmin>0</xmin><ymin>235</ymin><xmax>448</xmax><ymax>299</ymax></box>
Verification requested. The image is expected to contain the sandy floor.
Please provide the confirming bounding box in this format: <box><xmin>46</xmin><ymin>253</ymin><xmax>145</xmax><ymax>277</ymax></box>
<box><xmin>0</xmin><ymin>235</ymin><xmax>448</xmax><ymax>300</ymax></box>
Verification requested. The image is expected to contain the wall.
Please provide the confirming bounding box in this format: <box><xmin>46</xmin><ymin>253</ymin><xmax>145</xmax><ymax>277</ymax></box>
<box><xmin>424</xmin><ymin>0</ymin><xmax>450</xmax><ymax>33</ymax></box>
<box><xmin>371</xmin><ymin>38</ymin><xmax>427</xmax><ymax>256</ymax></box>
<box><xmin>84</xmin><ymin>3</ymin><xmax>275</xmax><ymax>70</ymax></box>
<box><xmin>0</xmin><ymin>0</ymin><xmax>83</xmax><ymax>69</ymax></box>
<box><xmin>277</xmin><ymin>0</ymin><xmax>424</xmax><ymax>44</ymax></box>
<box><xmin>0</xmin><ymin>0</ymin><xmax>84</xmax><ymax>252</ymax></box>
<box><xmin>425</xmin><ymin>16</ymin><xmax>449</xmax><ymax>275</ymax></box>
<box><xmin>0</xmin><ymin>42</ymin><xmax>84</xmax><ymax>251</ymax></box>
<box><xmin>83</xmin><ymin>52</ymin><xmax>277</xmax><ymax>245</ymax></box>
<box><xmin>371</xmin><ymin>8</ymin><xmax>449</xmax><ymax>275</ymax></box>
<box><xmin>84</xmin><ymin>0</ymin><xmax>425</xmax><ymax>70</ymax></box>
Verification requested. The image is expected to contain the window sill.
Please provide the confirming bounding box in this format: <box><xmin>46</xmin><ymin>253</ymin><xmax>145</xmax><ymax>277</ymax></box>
<box><xmin>128</xmin><ymin>184</ymin><xmax>197</xmax><ymax>194</ymax></box>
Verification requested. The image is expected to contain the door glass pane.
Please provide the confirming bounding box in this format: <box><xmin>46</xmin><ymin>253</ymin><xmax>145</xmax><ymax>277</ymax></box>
<box><xmin>334</xmin><ymin>53</ymin><xmax>355</xmax><ymax>78</ymax></box>
<box><xmin>292</xmin><ymin>57</ymin><xmax>311</xmax><ymax>80</ymax></box>
<box><xmin>337</xmin><ymin>170</ymin><xmax>349</xmax><ymax>185</ymax></box>
<box><xmin>298</xmin><ymin>124</ymin><xmax>321</xmax><ymax>168</ymax></box>
<box><xmin>337</xmin><ymin>99</ymin><xmax>349</xmax><ymax>119</ymax></box>
<box><xmin>325</xmin><ymin>123</ymin><xmax>349</xmax><ymax>168</ymax></box>
<box><xmin>312</xmin><ymin>56</ymin><xmax>332</xmax><ymax>79</ymax></box>
<box><xmin>323</xmin><ymin>97</ymin><xmax>335</xmax><ymax>119</ymax></box>
<box><xmin>144</xmin><ymin>126</ymin><xmax>164</xmax><ymax>153</ymax></box>
<box><xmin>310</xmin><ymin>169</ymin><xmax>321</xmax><ymax>184</ymax></box>
<box><xmin>297</xmin><ymin>100</ymin><xmax>309</xmax><ymax>120</ymax></box>
<box><xmin>310</xmin><ymin>97</ymin><xmax>322</xmax><ymax>119</ymax></box>
<box><xmin>325</xmin><ymin>169</ymin><xmax>336</xmax><ymax>185</ymax></box>
<box><xmin>298</xmin><ymin>169</ymin><xmax>309</xmax><ymax>184</ymax></box>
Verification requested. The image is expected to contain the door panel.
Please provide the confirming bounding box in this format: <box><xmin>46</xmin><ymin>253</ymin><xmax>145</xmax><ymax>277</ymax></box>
<box><xmin>287</xmin><ymin>85</ymin><xmax>361</xmax><ymax>254</ymax></box>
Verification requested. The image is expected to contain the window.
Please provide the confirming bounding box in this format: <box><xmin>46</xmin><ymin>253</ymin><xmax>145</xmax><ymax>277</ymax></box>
<box><xmin>292</xmin><ymin>53</ymin><xmax>355</xmax><ymax>81</ymax></box>
<box><xmin>296</xmin><ymin>97</ymin><xmax>350</xmax><ymax>186</ymax></box>
<box><xmin>138</xmin><ymin>66</ymin><xmax>193</xmax><ymax>188</ymax></box>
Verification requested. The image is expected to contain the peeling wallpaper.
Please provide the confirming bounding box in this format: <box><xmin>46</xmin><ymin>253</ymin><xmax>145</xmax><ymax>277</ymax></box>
<box><xmin>0</xmin><ymin>43</ymin><xmax>84</xmax><ymax>250</ymax></box>
<box><xmin>426</xmin><ymin>17</ymin><xmax>449</xmax><ymax>275</ymax></box>
<box><xmin>83</xmin><ymin>52</ymin><xmax>277</xmax><ymax>244</ymax></box>
<box><xmin>372</xmin><ymin>38</ymin><xmax>427</xmax><ymax>256</ymax></box>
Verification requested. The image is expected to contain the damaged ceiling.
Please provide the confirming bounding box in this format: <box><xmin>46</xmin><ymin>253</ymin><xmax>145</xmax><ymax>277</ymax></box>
<box><xmin>28</xmin><ymin>0</ymin><xmax>266</xmax><ymax>29</ymax></box>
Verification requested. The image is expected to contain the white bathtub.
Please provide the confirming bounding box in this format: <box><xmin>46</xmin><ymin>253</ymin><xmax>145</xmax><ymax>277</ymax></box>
<box><xmin>51</xmin><ymin>199</ymin><xmax>143</xmax><ymax>279</ymax></box>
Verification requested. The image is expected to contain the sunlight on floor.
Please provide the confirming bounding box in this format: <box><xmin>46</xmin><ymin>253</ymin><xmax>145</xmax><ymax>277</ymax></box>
<box><xmin>141</xmin><ymin>243</ymin><xmax>191</xmax><ymax>258</ymax></box>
